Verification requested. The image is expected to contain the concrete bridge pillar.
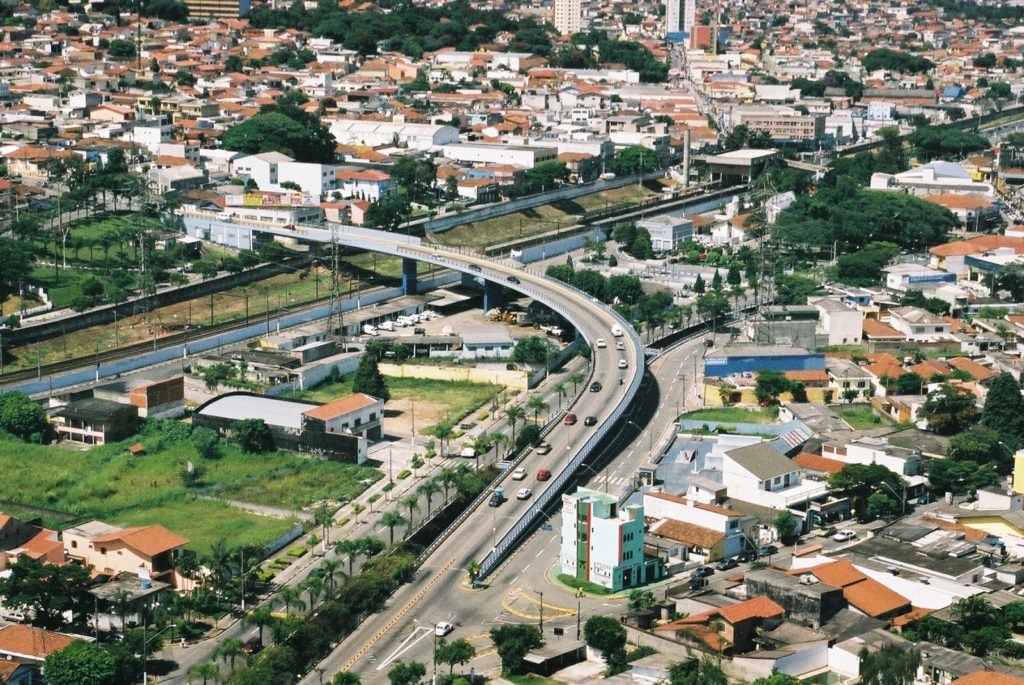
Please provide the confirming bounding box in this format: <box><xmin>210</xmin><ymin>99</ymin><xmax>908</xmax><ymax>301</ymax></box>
<box><xmin>402</xmin><ymin>258</ymin><xmax>417</xmax><ymax>295</ymax></box>
<box><xmin>483</xmin><ymin>279</ymin><xmax>503</xmax><ymax>313</ymax></box>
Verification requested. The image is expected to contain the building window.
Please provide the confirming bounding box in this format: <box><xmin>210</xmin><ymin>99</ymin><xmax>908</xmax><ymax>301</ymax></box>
<box><xmin>100</xmin><ymin>547</ymin><xmax>107</xmax><ymax>554</ymax></box>
<box><xmin>71</xmin><ymin>540</ymin><xmax>78</xmax><ymax>548</ymax></box>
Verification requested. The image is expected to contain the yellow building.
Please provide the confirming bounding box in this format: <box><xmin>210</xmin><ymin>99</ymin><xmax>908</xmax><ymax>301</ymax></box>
<box><xmin>183</xmin><ymin>0</ymin><xmax>250</xmax><ymax>18</ymax></box>
<box><xmin>1014</xmin><ymin>450</ymin><xmax>1024</xmax><ymax>495</ymax></box>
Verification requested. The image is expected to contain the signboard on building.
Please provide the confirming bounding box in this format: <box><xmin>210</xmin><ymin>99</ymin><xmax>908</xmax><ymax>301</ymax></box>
<box><xmin>562</xmin><ymin>494</ymin><xmax>577</xmax><ymax>518</ymax></box>
<box><xmin>225</xmin><ymin>192</ymin><xmax>315</xmax><ymax>208</ymax></box>
<box><xmin>592</xmin><ymin>561</ymin><xmax>612</xmax><ymax>578</ymax></box>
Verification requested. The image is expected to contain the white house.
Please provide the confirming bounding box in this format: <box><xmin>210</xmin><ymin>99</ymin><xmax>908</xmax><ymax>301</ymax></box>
<box><xmin>336</xmin><ymin>170</ymin><xmax>395</xmax><ymax>201</ymax></box>
<box><xmin>125</xmin><ymin>122</ymin><xmax>171</xmax><ymax>154</ymax></box>
<box><xmin>442</xmin><ymin>143</ymin><xmax>557</xmax><ymax>169</ymax></box>
<box><xmin>869</xmin><ymin>161</ymin><xmax>995</xmax><ymax>199</ymax></box>
<box><xmin>636</xmin><ymin>215</ymin><xmax>694</xmax><ymax>253</ymax></box>
<box><xmin>887</xmin><ymin>306</ymin><xmax>951</xmax><ymax>341</ymax></box>
<box><xmin>809</xmin><ymin>297</ymin><xmax>863</xmax><ymax>346</ymax></box>
<box><xmin>643</xmin><ymin>491</ymin><xmax>752</xmax><ymax>561</ymax></box>
<box><xmin>327</xmin><ymin>119</ymin><xmax>459</xmax><ymax>150</ymax></box>
<box><xmin>722</xmin><ymin>442</ymin><xmax>826</xmax><ymax>509</ymax></box>
<box><xmin>821</xmin><ymin>435</ymin><xmax>922</xmax><ymax>477</ymax></box>
<box><xmin>232</xmin><ymin>152</ymin><xmax>336</xmax><ymax>197</ymax></box>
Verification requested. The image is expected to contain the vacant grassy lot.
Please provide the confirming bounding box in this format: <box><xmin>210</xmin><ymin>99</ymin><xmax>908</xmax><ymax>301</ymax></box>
<box><xmin>288</xmin><ymin>376</ymin><xmax>498</xmax><ymax>434</ymax></box>
<box><xmin>681</xmin><ymin>407</ymin><xmax>780</xmax><ymax>424</ymax></box>
<box><xmin>0</xmin><ymin>430</ymin><xmax>380</xmax><ymax>554</ymax></box>
<box><xmin>216</xmin><ymin>461</ymin><xmax>382</xmax><ymax>510</ymax></box>
<box><xmin>431</xmin><ymin>184</ymin><xmax>659</xmax><ymax>247</ymax></box>
<box><xmin>835</xmin><ymin>406</ymin><xmax>884</xmax><ymax>429</ymax></box>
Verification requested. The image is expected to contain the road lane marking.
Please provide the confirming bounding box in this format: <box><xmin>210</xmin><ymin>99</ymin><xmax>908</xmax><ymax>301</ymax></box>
<box><xmin>341</xmin><ymin>556</ymin><xmax>457</xmax><ymax>671</ymax></box>
<box><xmin>377</xmin><ymin>625</ymin><xmax>432</xmax><ymax>670</ymax></box>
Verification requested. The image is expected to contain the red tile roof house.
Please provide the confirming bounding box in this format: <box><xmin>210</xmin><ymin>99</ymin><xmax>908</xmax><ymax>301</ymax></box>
<box><xmin>0</xmin><ymin>624</ymin><xmax>77</xmax><ymax>665</ymax></box>
<box><xmin>0</xmin><ymin>514</ymin><xmax>63</xmax><ymax>570</ymax></box>
<box><xmin>656</xmin><ymin>596</ymin><xmax>785</xmax><ymax>654</ymax></box>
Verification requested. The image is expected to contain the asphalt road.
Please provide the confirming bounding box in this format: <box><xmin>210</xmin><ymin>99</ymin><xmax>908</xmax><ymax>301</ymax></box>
<box><xmin>322</xmin><ymin>332</ymin><xmax>713</xmax><ymax>682</ymax></box>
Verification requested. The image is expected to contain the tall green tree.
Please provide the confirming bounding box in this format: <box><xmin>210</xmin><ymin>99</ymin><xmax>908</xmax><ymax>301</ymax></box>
<box><xmin>387</xmin><ymin>660</ymin><xmax>426</xmax><ymax>685</ymax></box>
<box><xmin>351</xmin><ymin>350</ymin><xmax>391</xmax><ymax>400</ymax></box>
<box><xmin>755</xmin><ymin>370</ymin><xmax>791</xmax><ymax>404</ymax></box>
<box><xmin>0</xmin><ymin>557</ymin><xmax>93</xmax><ymax>628</ymax></box>
<box><xmin>919</xmin><ymin>383</ymin><xmax>980</xmax><ymax>435</ymax></box>
<box><xmin>0</xmin><ymin>391</ymin><xmax>49</xmax><ymax>443</ymax></box>
<box><xmin>980</xmin><ymin>372</ymin><xmax>1024</xmax><ymax>445</ymax></box>
<box><xmin>222</xmin><ymin>111</ymin><xmax>336</xmax><ymax>164</ymax></box>
<box><xmin>948</xmin><ymin>424</ymin><xmax>1013</xmax><ymax>474</ymax></box>
<box><xmin>233</xmin><ymin>419</ymin><xmax>275</xmax><ymax>453</ymax></box>
<box><xmin>859</xmin><ymin>644</ymin><xmax>919</xmax><ymax>685</ymax></box>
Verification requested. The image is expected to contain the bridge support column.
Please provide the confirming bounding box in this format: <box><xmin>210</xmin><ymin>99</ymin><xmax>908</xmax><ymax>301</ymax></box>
<box><xmin>401</xmin><ymin>258</ymin><xmax>417</xmax><ymax>295</ymax></box>
<box><xmin>483</xmin><ymin>280</ymin><xmax>503</xmax><ymax>313</ymax></box>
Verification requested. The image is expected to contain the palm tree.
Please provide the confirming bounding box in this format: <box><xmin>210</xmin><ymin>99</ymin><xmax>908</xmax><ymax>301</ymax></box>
<box><xmin>504</xmin><ymin>405</ymin><xmax>525</xmax><ymax>448</ymax></box>
<box><xmin>471</xmin><ymin>434</ymin><xmax>493</xmax><ymax>471</ymax></box>
<box><xmin>380</xmin><ymin>511</ymin><xmax>406</xmax><ymax>545</ymax></box>
<box><xmin>400</xmin><ymin>494</ymin><xmax>420</xmax><ymax>532</ymax></box>
<box><xmin>718</xmin><ymin>383</ymin><xmax>736</xmax><ymax>406</ymax></box>
<box><xmin>681</xmin><ymin>303</ymin><xmax>693</xmax><ymax>327</ymax></box>
<box><xmin>215</xmin><ymin>638</ymin><xmax>244</xmax><ymax>672</ymax></box>
<box><xmin>467</xmin><ymin>560</ymin><xmax>482</xmax><ymax>587</ymax></box>
<box><xmin>313</xmin><ymin>504</ymin><xmax>334</xmax><ymax>551</ymax></box>
<box><xmin>730</xmin><ymin>284</ymin><xmax>745</xmax><ymax>312</ymax></box>
<box><xmin>351</xmin><ymin>502</ymin><xmax>365</xmax><ymax>524</ymax></box>
<box><xmin>490</xmin><ymin>433</ymin><xmax>509</xmax><ymax>461</ymax></box>
<box><xmin>553</xmin><ymin>381</ymin><xmax>567</xmax><ymax>408</ymax></box>
<box><xmin>433</xmin><ymin>420</ymin><xmax>454</xmax><ymax>457</ymax></box>
<box><xmin>336</xmin><ymin>538</ymin><xmax>362</xmax><ymax>577</ymax></box>
<box><xmin>301</xmin><ymin>575</ymin><xmax>325</xmax><ymax>611</ymax></box>
<box><xmin>568</xmin><ymin>371</ymin><xmax>585</xmax><ymax>395</ymax></box>
<box><xmin>275</xmin><ymin>586</ymin><xmax>306</xmax><ymax>617</ymax></box>
<box><xmin>527</xmin><ymin>395</ymin><xmax>549</xmax><ymax>423</ymax></box>
<box><xmin>417</xmin><ymin>479</ymin><xmax>442</xmax><ymax>520</ymax></box>
<box><xmin>112</xmin><ymin>589</ymin><xmax>134</xmax><ymax>630</ymax></box>
<box><xmin>319</xmin><ymin>558</ymin><xmax>345</xmax><ymax>597</ymax></box>
<box><xmin>439</xmin><ymin>467</ymin><xmax>458</xmax><ymax>503</ymax></box>
<box><xmin>188</xmin><ymin>662</ymin><xmax>221</xmax><ymax>685</ymax></box>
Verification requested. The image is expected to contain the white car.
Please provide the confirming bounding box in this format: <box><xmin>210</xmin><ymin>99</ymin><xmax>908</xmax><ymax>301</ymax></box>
<box><xmin>517</xmin><ymin>488</ymin><xmax>532</xmax><ymax>500</ymax></box>
<box><xmin>615</xmin><ymin>341</ymin><xmax>625</xmax><ymax>350</ymax></box>
<box><xmin>832</xmin><ymin>530</ymin><xmax>857</xmax><ymax>542</ymax></box>
<box><xmin>618</xmin><ymin>359</ymin><xmax>628</xmax><ymax>369</ymax></box>
<box><xmin>595</xmin><ymin>338</ymin><xmax>607</xmax><ymax>348</ymax></box>
<box><xmin>435</xmin><ymin>621</ymin><xmax>454</xmax><ymax>636</ymax></box>
<box><xmin>512</xmin><ymin>467</ymin><xmax>527</xmax><ymax>481</ymax></box>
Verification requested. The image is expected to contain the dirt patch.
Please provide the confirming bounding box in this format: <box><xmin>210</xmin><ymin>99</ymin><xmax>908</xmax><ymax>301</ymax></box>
<box><xmin>386</xmin><ymin>397</ymin><xmax>449</xmax><ymax>438</ymax></box>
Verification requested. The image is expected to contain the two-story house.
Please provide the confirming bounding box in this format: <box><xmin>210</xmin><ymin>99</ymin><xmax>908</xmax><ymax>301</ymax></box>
<box><xmin>63</xmin><ymin>521</ymin><xmax>189</xmax><ymax>587</ymax></box>
<box><xmin>722</xmin><ymin>442</ymin><xmax>827</xmax><ymax>512</ymax></box>
<box><xmin>643</xmin><ymin>491</ymin><xmax>754</xmax><ymax>562</ymax></box>
<box><xmin>336</xmin><ymin>169</ymin><xmax>395</xmax><ymax>202</ymax></box>
<box><xmin>821</xmin><ymin>436</ymin><xmax>923</xmax><ymax>478</ymax></box>
<box><xmin>887</xmin><ymin>307</ymin><xmax>952</xmax><ymax>342</ymax></box>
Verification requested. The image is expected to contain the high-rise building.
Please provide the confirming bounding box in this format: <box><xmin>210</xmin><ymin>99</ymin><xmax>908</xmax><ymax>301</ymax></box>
<box><xmin>683</xmin><ymin>0</ymin><xmax>696</xmax><ymax>33</ymax></box>
<box><xmin>553</xmin><ymin>0</ymin><xmax>581</xmax><ymax>35</ymax></box>
<box><xmin>665</xmin><ymin>0</ymin><xmax>681</xmax><ymax>36</ymax></box>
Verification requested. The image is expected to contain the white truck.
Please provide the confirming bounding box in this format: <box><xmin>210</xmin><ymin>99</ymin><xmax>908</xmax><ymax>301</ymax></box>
<box><xmin>362</xmin><ymin>325</ymin><xmax>378</xmax><ymax>336</ymax></box>
<box><xmin>611</xmin><ymin>325</ymin><xmax>624</xmax><ymax>337</ymax></box>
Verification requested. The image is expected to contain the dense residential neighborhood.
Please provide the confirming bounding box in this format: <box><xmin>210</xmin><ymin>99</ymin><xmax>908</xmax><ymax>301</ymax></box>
<box><xmin>4</xmin><ymin>0</ymin><xmax>1024</xmax><ymax>682</ymax></box>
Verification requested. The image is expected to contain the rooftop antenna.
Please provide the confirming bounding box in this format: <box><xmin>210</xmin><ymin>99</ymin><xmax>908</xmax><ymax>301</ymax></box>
<box><xmin>327</xmin><ymin>222</ymin><xmax>344</xmax><ymax>347</ymax></box>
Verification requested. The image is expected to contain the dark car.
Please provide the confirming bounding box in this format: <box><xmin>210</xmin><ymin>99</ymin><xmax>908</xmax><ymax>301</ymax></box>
<box><xmin>692</xmin><ymin>566</ymin><xmax>714</xmax><ymax>579</ymax></box>
<box><xmin>589</xmin><ymin>381</ymin><xmax>603</xmax><ymax>393</ymax></box>
<box><xmin>689</xmin><ymin>576</ymin><xmax>709</xmax><ymax>591</ymax></box>
<box><xmin>584</xmin><ymin>416</ymin><xmax>598</xmax><ymax>426</ymax></box>
<box><xmin>242</xmin><ymin>635</ymin><xmax>262</xmax><ymax>655</ymax></box>
<box><xmin>507</xmin><ymin>276</ymin><xmax>520</xmax><ymax>284</ymax></box>
<box><xmin>715</xmin><ymin>558</ymin><xmax>738</xmax><ymax>571</ymax></box>
<box><xmin>564</xmin><ymin>413</ymin><xmax>578</xmax><ymax>425</ymax></box>
<box><xmin>469</xmin><ymin>264</ymin><xmax>482</xmax><ymax>272</ymax></box>
<box><xmin>758</xmin><ymin>544</ymin><xmax>779</xmax><ymax>557</ymax></box>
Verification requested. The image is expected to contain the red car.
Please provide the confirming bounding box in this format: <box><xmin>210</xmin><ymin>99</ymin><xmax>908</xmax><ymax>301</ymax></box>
<box><xmin>564</xmin><ymin>413</ymin><xmax>578</xmax><ymax>425</ymax></box>
<box><xmin>536</xmin><ymin>469</ymin><xmax>552</xmax><ymax>481</ymax></box>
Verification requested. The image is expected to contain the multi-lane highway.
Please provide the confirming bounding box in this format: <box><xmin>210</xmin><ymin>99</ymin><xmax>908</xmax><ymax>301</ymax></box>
<box><xmin>287</xmin><ymin>233</ymin><xmax>645</xmax><ymax>681</ymax></box>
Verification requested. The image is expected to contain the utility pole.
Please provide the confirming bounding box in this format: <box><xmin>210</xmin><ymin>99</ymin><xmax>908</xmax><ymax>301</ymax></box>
<box><xmin>537</xmin><ymin>591</ymin><xmax>544</xmax><ymax>632</ymax></box>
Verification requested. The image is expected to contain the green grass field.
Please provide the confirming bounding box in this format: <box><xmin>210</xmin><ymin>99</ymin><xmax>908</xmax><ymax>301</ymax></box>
<box><xmin>431</xmin><ymin>184</ymin><xmax>659</xmax><ymax>247</ymax></box>
<box><xmin>0</xmin><ymin>431</ymin><xmax>380</xmax><ymax>554</ymax></box>
<box><xmin>835</xmin><ymin>406</ymin><xmax>884</xmax><ymax>429</ymax></box>
<box><xmin>681</xmin><ymin>407</ymin><xmax>779</xmax><ymax>424</ymax></box>
<box><xmin>288</xmin><ymin>376</ymin><xmax>498</xmax><ymax>429</ymax></box>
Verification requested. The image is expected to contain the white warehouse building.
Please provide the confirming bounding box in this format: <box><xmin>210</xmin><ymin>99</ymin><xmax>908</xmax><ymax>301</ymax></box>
<box><xmin>327</xmin><ymin>119</ymin><xmax>459</xmax><ymax>150</ymax></box>
<box><xmin>441</xmin><ymin>143</ymin><xmax>557</xmax><ymax>169</ymax></box>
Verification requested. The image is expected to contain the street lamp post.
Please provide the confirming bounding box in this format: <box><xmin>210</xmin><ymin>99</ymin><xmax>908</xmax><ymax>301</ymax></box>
<box><xmin>536</xmin><ymin>591</ymin><xmax>544</xmax><ymax>633</ymax></box>
<box><xmin>142</xmin><ymin>623</ymin><xmax>177</xmax><ymax>685</ymax></box>
<box><xmin>626</xmin><ymin>419</ymin><xmax>653</xmax><ymax>455</ymax></box>
<box><xmin>879</xmin><ymin>480</ymin><xmax>908</xmax><ymax>516</ymax></box>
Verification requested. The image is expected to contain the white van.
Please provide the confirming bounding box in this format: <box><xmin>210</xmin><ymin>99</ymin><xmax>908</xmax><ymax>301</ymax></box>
<box><xmin>611</xmin><ymin>325</ymin><xmax>624</xmax><ymax>337</ymax></box>
<box><xmin>362</xmin><ymin>325</ymin><xmax>378</xmax><ymax>336</ymax></box>
<box><xmin>380</xmin><ymin>321</ymin><xmax>395</xmax><ymax>332</ymax></box>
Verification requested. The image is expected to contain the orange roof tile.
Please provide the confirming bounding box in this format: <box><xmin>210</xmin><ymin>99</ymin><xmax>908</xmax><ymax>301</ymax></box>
<box><xmin>92</xmin><ymin>524</ymin><xmax>188</xmax><ymax>557</ymax></box>
<box><xmin>783</xmin><ymin>369</ymin><xmax>829</xmax><ymax>382</ymax></box>
<box><xmin>0</xmin><ymin>625</ymin><xmax>77</xmax><ymax>660</ymax></box>
<box><xmin>863</xmin><ymin>319</ymin><xmax>906</xmax><ymax>340</ymax></box>
<box><xmin>947</xmin><ymin>357</ymin><xmax>996</xmax><ymax>382</ymax></box>
<box><xmin>842</xmin><ymin>578</ymin><xmax>911</xmax><ymax>618</ymax></box>
<box><xmin>651</xmin><ymin>519</ymin><xmax>725</xmax><ymax>549</ymax></box>
<box><xmin>793</xmin><ymin>452</ymin><xmax>846</xmax><ymax>474</ymax></box>
<box><xmin>717</xmin><ymin>596</ymin><xmax>785</xmax><ymax>623</ymax></box>
<box><xmin>929</xmin><ymin>235</ymin><xmax>1024</xmax><ymax>257</ymax></box>
<box><xmin>953</xmin><ymin>673</ymin><xmax>1024</xmax><ymax>685</ymax></box>
<box><xmin>302</xmin><ymin>393</ymin><xmax>380</xmax><ymax>421</ymax></box>
<box><xmin>923</xmin><ymin>194</ymin><xmax>992</xmax><ymax>210</ymax></box>
<box><xmin>791</xmin><ymin>559</ymin><xmax>866</xmax><ymax>587</ymax></box>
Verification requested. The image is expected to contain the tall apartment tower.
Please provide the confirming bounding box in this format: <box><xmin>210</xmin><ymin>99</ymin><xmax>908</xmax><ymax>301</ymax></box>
<box><xmin>684</xmin><ymin>0</ymin><xmax>697</xmax><ymax>33</ymax></box>
<box><xmin>666</xmin><ymin>0</ymin><xmax>696</xmax><ymax>40</ymax></box>
<box><xmin>553</xmin><ymin>0</ymin><xmax>582</xmax><ymax>35</ymax></box>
